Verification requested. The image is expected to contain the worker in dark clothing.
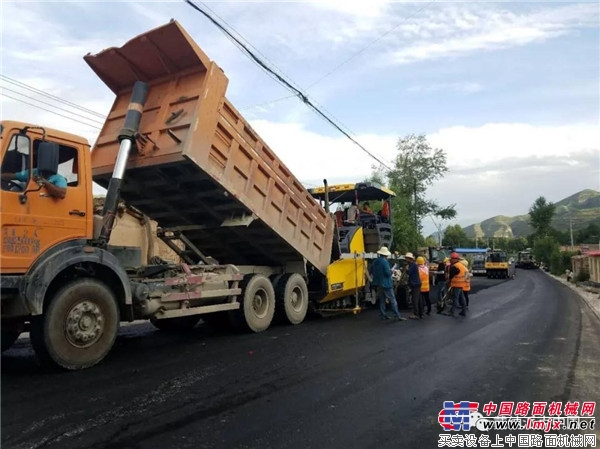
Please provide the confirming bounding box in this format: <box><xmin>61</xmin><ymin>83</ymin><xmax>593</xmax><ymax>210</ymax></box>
<box><xmin>436</xmin><ymin>258</ymin><xmax>448</xmax><ymax>306</ymax></box>
<box><xmin>404</xmin><ymin>252</ymin><xmax>422</xmax><ymax>320</ymax></box>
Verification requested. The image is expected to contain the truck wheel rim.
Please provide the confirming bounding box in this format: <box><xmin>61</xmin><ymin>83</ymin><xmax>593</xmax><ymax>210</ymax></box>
<box><xmin>65</xmin><ymin>300</ymin><xmax>104</xmax><ymax>348</ymax></box>
<box><xmin>252</xmin><ymin>289</ymin><xmax>268</xmax><ymax>319</ymax></box>
<box><xmin>290</xmin><ymin>287</ymin><xmax>303</xmax><ymax>312</ymax></box>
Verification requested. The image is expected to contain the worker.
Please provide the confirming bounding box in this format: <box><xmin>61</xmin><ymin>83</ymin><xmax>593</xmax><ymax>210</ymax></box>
<box><xmin>416</xmin><ymin>256</ymin><xmax>431</xmax><ymax>316</ymax></box>
<box><xmin>460</xmin><ymin>259</ymin><xmax>471</xmax><ymax>310</ymax></box>
<box><xmin>369</xmin><ymin>246</ymin><xmax>405</xmax><ymax>321</ymax></box>
<box><xmin>1</xmin><ymin>168</ymin><xmax>67</xmax><ymax>199</ymax></box>
<box><xmin>443</xmin><ymin>252</ymin><xmax>467</xmax><ymax>317</ymax></box>
<box><xmin>346</xmin><ymin>201</ymin><xmax>359</xmax><ymax>224</ymax></box>
<box><xmin>404</xmin><ymin>252</ymin><xmax>422</xmax><ymax>320</ymax></box>
<box><xmin>361</xmin><ymin>202</ymin><xmax>372</xmax><ymax>214</ymax></box>
<box><xmin>334</xmin><ymin>205</ymin><xmax>344</xmax><ymax>227</ymax></box>
<box><xmin>435</xmin><ymin>257</ymin><xmax>449</xmax><ymax>310</ymax></box>
<box><xmin>381</xmin><ymin>199</ymin><xmax>390</xmax><ymax>222</ymax></box>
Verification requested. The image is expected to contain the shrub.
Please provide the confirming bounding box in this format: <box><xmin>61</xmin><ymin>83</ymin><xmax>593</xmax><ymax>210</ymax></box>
<box><xmin>575</xmin><ymin>270</ymin><xmax>590</xmax><ymax>283</ymax></box>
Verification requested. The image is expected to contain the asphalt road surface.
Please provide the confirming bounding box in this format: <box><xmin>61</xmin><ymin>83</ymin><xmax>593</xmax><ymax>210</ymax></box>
<box><xmin>2</xmin><ymin>269</ymin><xmax>599</xmax><ymax>449</ymax></box>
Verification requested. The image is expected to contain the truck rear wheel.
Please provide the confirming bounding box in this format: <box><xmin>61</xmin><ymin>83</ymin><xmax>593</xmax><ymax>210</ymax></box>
<box><xmin>232</xmin><ymin>274</ymin><xmax>275</xmax><ymax>333</ymax></box>
<box><xmin>30</xmin><ymin>279</ymin><xmax>119</xmax><ymax>370</ymax></box>
<box><xmin>275</xmin><ymin>274</ymin><xmax>308</xmax><ymax>325</ymax></box>
<box><xmin>150</xmin><ymin>316</ymin><xmax>200</xmax><ymax>332</ymax></box>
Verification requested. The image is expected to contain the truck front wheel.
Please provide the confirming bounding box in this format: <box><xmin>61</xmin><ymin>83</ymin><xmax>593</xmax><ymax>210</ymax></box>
<box><xmin>30</xmin><ymin>279</ymin><xmax>119</xmax><ymax>370</ymax></box>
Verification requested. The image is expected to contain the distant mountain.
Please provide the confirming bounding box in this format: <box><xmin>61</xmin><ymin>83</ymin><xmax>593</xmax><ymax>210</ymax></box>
<box><xmin>463</xmin><ymin>189</ymin><xmax>600</xmax><ymax>238</ymax></box>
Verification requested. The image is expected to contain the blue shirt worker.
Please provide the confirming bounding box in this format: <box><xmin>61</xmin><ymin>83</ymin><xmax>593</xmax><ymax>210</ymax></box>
<box><xmin>369</xmin><ymin>246</ymin><xmax>406</xmax><ymax>322</ymax></box>
<box><xmin>1</xmin><ymin>168</ymin><xmax>67</xmax><ymax>199</ymax></box>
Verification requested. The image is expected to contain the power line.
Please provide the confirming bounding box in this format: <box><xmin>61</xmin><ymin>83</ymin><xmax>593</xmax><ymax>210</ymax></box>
<box><xmin>242</xmin><ymin>1</ymin><xmax>437</xmax><ymax>110</ymax></box>
<box><xmin>197</xmin><ymin>2</ymin><xmax>307</xmax><ymax>96</ymax></box>
<box><xmin>238</xmin><ymin>94</ymin><xmax>296</xmax><ymax>111</ymax></box>
<box><xmin>2</xmin><ymin>93</ymin><xmax>102</xmax><ymax>130</ymax></box>
<box><xmin>183</xmin><ymin>0</ymin><xmax>393</xmax><ymax>171</ymax></box>
<box><xmin>305</xmin><ymin>0</ymin><xmax>438</xmax><ymax>90</ymax></box>
<box><xmin>1</xmin><ymin>86</ymin><xmax>105</xmax><ymax>126</ymax></box>
<box><xmin>0</xmin><ymin>75</ymin><xmax>106</xmax><ymax>119</ymax></box>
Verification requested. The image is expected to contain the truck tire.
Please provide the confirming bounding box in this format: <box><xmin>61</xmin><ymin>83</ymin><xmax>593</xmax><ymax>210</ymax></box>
<box><xmin>150</xmin><ymin>316</ymin><xmax>200</xmax><ymax>332</ymax></box>
<box><xmin>232</xmin><ymin>274</ymin><xmax>275</xmax><ymax>333</ymax></box>
<box><xmin>275</xmin><ymin>274</ymin><xmax>308</xmax><ymax>325</ymax></box>
<box><xmin>30</xmin><ymin>279</ymin><xmax>119</xmax><ymax>370</ymax></box>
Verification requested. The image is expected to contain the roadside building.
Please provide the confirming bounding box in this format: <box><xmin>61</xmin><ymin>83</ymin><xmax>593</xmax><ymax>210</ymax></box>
<box><xmin>587</xmin><ymin>251</ymin><xmax>600</xmax><ymax>284</ymax></box>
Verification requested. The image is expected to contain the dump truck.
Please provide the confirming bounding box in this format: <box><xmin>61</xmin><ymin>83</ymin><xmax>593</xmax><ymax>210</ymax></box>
<box><xmin>516</xmin><ymin>249</ymin><xmax>537</xmax><ymax>269</ymax></box>
<box><xmin>0</xmin><ymin>20</ymin><xmax>384</xmax><ymax>370</ymax></box>
<box><xmin>485</xmin><ymin>250</ymin><xmax>510</xmax><ymax>278</ymax></box>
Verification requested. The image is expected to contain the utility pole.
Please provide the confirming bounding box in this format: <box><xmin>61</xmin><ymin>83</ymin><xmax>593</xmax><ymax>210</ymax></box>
<box><xmin>413</xmin><ymin>178</ymin><xmax>418</xmax><ymax>228</ymax></box>
<box><xmin>569</xmin><ymin>213</ymin><xmax>574</xmax><ymax>250</ymax></box>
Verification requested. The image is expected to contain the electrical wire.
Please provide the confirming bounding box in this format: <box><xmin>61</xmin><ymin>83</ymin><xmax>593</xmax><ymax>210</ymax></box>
<box><xmin>183</xmin><ymin>0</ymin><xmax>393</xmax><ymax>171</ymax></box>
<box><xmin>0</xmin><ymin>74</ymin><xmax>106</xmax><ymax>119</ymax></box>
<box><xmin>242</xmin><ymin>0</ymin><xmax>437</xmax><ymax>109</ymax></box>
<box><xmin>305</xmin><ymin>0</ymin><xmax>438</xmax><ymax>89</ymax></box>
<box><xmin>198</xmin><ymin>1</ymin><xmax>307</xmax><ymax>95</ymax></box>
<box><xmin>1</xmin><ymin>86</ymin><xmax>105</xmax><ymax>126</ymax></box>
<box><xmin>1</xmin><ymin>93</ymin><xmax>102</xmax><ymax>130</ymax></box>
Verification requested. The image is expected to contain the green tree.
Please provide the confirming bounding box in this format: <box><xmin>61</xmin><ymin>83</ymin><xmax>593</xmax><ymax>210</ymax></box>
<box><xmin>371</xmin><ymin>133</ymin><xmax>456</xmax><ymax>251</ymax></box>
<box><xmin>506</xmin><ymin>237</ymin><xmax>528</xmax><ymax>253</ymax></box>
<box><xmin>424</xmin><ymin>235</ymin><xmax>439</xmax><ymax>247</ymax></box>
<box><xmin>533</xmin><ymin>236</ymin><xmax>561</xmax><ymax>273</ymax></box>
<box><xmin>575</xmin><ymin>223</ymin><xmax>600</xmax><ymax>244</ymax></box>
<box><xmin>443</xmin><ymin>224</ymin><xmax>468</xmax><ymax>247</ymax></box>
<box><xmin>529</xmin><ymin>196</ymin><xmax>556</xmax><ymax>237</ymax></box>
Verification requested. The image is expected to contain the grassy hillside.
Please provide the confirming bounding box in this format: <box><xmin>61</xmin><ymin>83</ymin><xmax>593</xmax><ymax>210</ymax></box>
<box><xmin>463</xmin><ymin>189</ymin><xmax>600</xmax><ymax>238</ymax></box>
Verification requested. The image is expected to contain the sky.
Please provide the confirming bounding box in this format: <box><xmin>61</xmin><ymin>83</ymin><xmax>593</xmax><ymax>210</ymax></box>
<box><xmin>1</xmin><ymin>0</ymin><xmax>599</xmax><ymax>237</ymax></box>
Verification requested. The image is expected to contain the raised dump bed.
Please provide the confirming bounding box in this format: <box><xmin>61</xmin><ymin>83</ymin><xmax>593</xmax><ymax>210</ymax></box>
<box><xmin>86</xmin><ymin>20</ymin><xmax>334</xmax><ymax>274</ymax></box>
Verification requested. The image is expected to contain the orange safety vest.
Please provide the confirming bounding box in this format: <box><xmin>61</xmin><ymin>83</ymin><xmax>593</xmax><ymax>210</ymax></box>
<box><xmin>418</xmin><ymin>266</ymin><xmax>430</xmax><ymax>292</ymax></box>
<box><xmin>450</xmin><ymin>262</ymin><xmax>467</xmax><ymax>289</ymax></box>
<box><xmin>463</xmin><ymin>270</ymin><xmax>471</xmax><ymax>292</ymax></box>
<box><xmin>381</xmin><ymin>200</ymin><xmax>390</xmax><ymax>218</ymax></box>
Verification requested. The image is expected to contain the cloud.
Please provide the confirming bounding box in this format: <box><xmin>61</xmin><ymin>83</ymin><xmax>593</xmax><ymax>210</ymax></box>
<box><xmin>424</xmin><ymin>148</ymin><xmax>599</xmax><ymax>236</ymax></box>
<box><xmin>387</xmin><ymin>3</ymin><xmax>599</xmax><ymax>65</ymax></box>
<box><xmin>247</xmin><ymin>119</ymin><xmax>599</xmax><ymax>237</ymax></box>
<box><xmin>407</xmin><ymin>82</ymin><xmax>484</xmax><ymax>94</ymax></box>
<box><xmin>309</xmin><ymin>0</ymin><xmax>390</xmax><ymax>18</ymax></box>
<box><xmin>428</xmin><ymin>122</ymin><xmax>600</xmax><ymax>169</ymax></box>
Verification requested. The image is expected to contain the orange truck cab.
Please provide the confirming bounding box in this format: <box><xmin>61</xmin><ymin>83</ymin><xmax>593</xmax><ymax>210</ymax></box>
<box><xmin>1</xmin><ymin>122</ymin><xmax>94</xmax><ymax>275</ymax></box>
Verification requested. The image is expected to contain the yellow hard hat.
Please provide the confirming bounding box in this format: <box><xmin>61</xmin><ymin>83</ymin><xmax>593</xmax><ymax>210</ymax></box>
<box><xmin>444</xmin><ymin>257</ymin><xmax>450</xmax><ymax>263</ymax></box>
<box><xmin>416</xmin><ymin>256</ymin><xmax>425</xmax><ymax>265</ymax></box>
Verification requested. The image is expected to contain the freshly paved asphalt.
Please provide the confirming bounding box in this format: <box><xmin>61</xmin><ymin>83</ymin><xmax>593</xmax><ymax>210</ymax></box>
<box><xmin>2</xmin><ymin>269</ymin><xmax>599</xmax><ymax>449</ymax></box>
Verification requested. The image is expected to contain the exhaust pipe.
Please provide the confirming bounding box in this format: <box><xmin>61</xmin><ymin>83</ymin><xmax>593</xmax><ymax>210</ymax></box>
<box><xmin>323</xmin><ymin>178</ymin><xmax>330</xmax><ymax>212</ymax></box>
<box><xmin>98</xmin><ymin>81</ymin><xmax>149</xmax><ymax>245</ymax></box>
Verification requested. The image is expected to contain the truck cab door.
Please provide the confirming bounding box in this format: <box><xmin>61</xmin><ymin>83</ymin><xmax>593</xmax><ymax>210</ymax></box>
<box><xmin>1</xmin><ymin>128</ymin><xmax>90</xmax><ymax>274</ymax></box>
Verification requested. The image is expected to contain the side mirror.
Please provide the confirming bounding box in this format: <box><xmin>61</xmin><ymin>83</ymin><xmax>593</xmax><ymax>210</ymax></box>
<box><xmin>37</xmin><ymin>141</ymin><xmax>59</xmax><ymax>174</ymax></box>
<box><xmin>17</xmin><ymin>140</ymin><xmax>57</xmax><ymax>205</ymax></box>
